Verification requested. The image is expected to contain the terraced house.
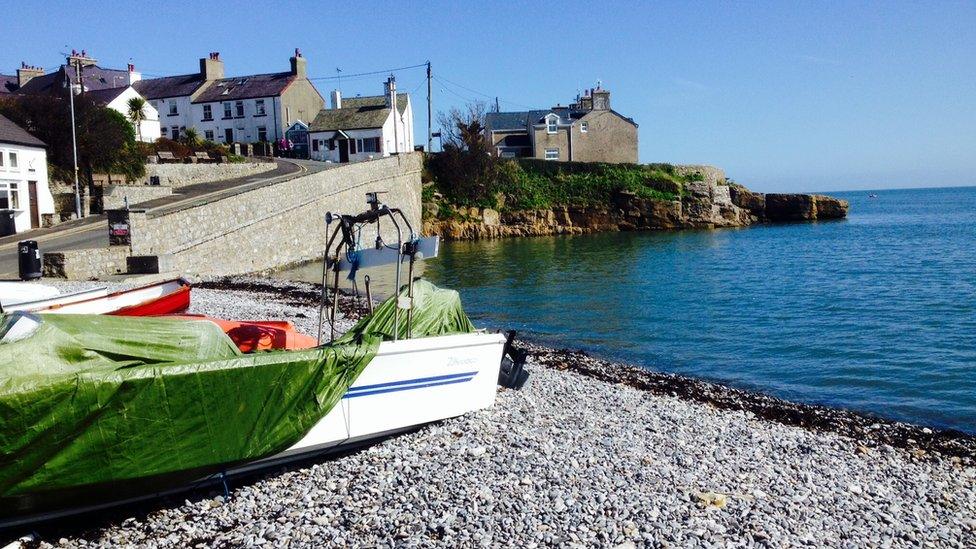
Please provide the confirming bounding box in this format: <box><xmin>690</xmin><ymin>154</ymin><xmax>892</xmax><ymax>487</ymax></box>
<box><xmin>133</xmin><ymin>50</ymin><xmax>324</xmax><ymax>145</ymax></box>
<box><xmin>484</xmin><ymin>87</ymin><xmax>638</xmax><ymax>163</ymax></box>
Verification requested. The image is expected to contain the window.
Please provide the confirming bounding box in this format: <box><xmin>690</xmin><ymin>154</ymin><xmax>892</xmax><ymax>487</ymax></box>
<box><xmin>168</xmin><ymin>100</ymin><xmax>177</xmax><ymax>116</ymax></box>
<box><xmin>235</xmin><ymin>100</ymin><xmax>244</xmax><ymax>117</ymax></box>
<box><xmin>357</xmin><ymin>137</ymin><xmax>380</xmax><ymax>153</ymax></box>
<box><xmin>545</xmin><ymin>148</ymin><xmax>559</xmax><ymax>160</ymax></box>
<box><xmin>0</xmin><ymin>182</ymin><xmax>18</xmax><ymax>209</ymax></box>
<box><xmin>223</xmin><ymin>102</ymin><xmax>233</xmax><ymax>119</ymax></box>
<box><xmin>255</xmin><ymin>99</ymin><xmax>266</xmax><ymax>116</ymax></box>
<box><xmin>202</xmin><ymin>104</ymin><xmax>213</xmax><ymax>120</ymax></box>
<box><xmin>547</xmin><ymin>116</ymin><xmax>557</xmax><ymax>134</ymax></box>
<box><xmin>0</xmin><ymin>152</ymin><xmax>5</xmax><ymax>169</ymax></box>
<box><xmin>161</xmin><ymin>127</ymin><xmax>168</xmax><ymax>137</ymax></box>
<box><xmin>204</xmin><ymin>130</ymin><xmax>214</xmax><ymax>141</ymax></box>
<box><xmin>312</xmin><ymin>139</ymin><xmax>319</xmax><ymax>152</ymax></box>
<box><xmin>349</xmin><ymin>138</ymin><xmax>357</xmax><ymax>154</ymax></box>
<box><xmin>9</xmin><ymin>153</ymin><xmax>17</xmax><ymax>169</ymax></box>
<box><xmin>257</xmin><ymin>126</ymin><xmax>267</xmax><ymax>142</ymax></box>
<box><xmin>580</xmin><ymin>121</ymin><xmax>588</xmax><ymax>133</ymax></box>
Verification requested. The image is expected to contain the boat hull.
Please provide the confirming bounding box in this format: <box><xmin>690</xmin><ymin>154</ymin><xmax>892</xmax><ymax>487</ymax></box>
<box><xmin>29</xmin><ymin>279</ymin><xmax>190</xmax><ymax>315</ymax></box>
<box><xmin>0</xmin><ymin>331</ymin><xmax>506</xmax><ymax>529</ymax></box>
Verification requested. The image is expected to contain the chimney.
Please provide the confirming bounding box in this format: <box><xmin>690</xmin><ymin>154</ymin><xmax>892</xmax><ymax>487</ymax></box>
<box><xmin>126</xmin><ymin>62</ymin><xmax>142</xmax><ymax>84</ymax></box>
<box><xmin>290</xmin><ymin>48</ymin><xmax>307</xmax><ymax>78</ymax></box>
<box><xmin>384</xmin><ymin>75</ymin><xmax>397</xmax><ymax>108</ymax></box>
<box><xmin>592</xmin><ymin>88</ymin><xmax>610</xmax><ymax>110</ymax></box>
<box><xmin>200</xmin><ymin>52</ymin><xmax>224</xmax><ymax>81</ymax></box>
<box><xmin>16</xmin><ymin>63</ymin><xmax>44</xmax><ymax>88</ymax></box>
<box><xmin>331</xmin><ymin>89</ymin><xmax>342</xmax><ymax>109</ymax></box>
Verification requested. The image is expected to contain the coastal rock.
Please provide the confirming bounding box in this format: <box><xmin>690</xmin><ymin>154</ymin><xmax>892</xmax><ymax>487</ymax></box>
<box><xmin>729</xmin><ymin>186</ymin><xmax>766</xmax><ymax>218</ymax></box>
<box><xmin>813</xmin><ymin>195</ymin><xmax>849</xmax><ymax>219</ymax></box>
<box><xmin>765</xmin><ymin>194</ymin><xmax>817</xmax><ymax>221</ymax></box>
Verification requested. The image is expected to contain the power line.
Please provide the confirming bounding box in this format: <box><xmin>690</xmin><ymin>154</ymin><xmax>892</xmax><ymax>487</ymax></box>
<box><xmin>432</xmin><ymin>74</ymin><xmax>536</xmax><ymax>110</ymax></box>
<box><xmin>308</xmin><ymin>62</ymin><xmax>427</xmax><ymax>82</ymax></box>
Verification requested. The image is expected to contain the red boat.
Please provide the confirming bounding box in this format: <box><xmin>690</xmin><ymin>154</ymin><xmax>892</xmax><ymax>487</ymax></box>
<box><xmin>30</xmin><ymin>278</ymin><xmax>191</xmax><ymax>316</ymax></box>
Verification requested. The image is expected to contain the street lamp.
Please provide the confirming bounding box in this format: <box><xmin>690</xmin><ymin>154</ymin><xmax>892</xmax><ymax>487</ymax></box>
<box><xmin>64</xmin><ymin>72</ymin><xmax>81</xmax><ymax>219</ymax></box>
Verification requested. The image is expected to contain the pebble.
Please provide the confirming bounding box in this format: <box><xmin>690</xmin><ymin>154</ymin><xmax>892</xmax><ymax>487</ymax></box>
<box><xmin>20</xmin><ymin>278</ymin><xmax>976</xmax><ymax>548</ymax></box>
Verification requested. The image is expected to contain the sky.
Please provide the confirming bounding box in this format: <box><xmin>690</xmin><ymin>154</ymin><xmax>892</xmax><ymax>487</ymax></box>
<box><xmin>2</xmin><ymin>1</ymin><xmax>974</xmax><ymax>192</ymax></box>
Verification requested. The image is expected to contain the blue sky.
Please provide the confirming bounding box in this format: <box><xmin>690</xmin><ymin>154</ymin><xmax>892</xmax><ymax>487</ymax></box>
<box><xmin>2</xmin><ymin>1</ymin><xmax>974</xmax><ymax>192</ymax></box>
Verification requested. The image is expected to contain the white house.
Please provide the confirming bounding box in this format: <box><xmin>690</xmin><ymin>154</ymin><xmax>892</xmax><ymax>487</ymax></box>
<box><xmin>87</xmin><ymin>86</ymin><xmax>161</xmax><ymax>142</ymax></box>
<box><xmin>0</xmin><ymin>115</ymin><xmax>55</xmax><ymax>235</ymax></box>
<box><xmin>134</xmin><ymin>50</ymin><xmax>324</xmax><ymax>145</ymax></box>
<box><xmin>307</xmin><ymin>77</ymin><xmax>414</xmax><ymax>163</ymax></box>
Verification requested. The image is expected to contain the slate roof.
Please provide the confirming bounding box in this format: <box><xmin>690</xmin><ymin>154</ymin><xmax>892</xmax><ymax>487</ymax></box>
<box><xmin>191</xmin><ymin>72</ymin><xmax>295</xmax><ymax>103</ymax></box>
<box><xmin>17</xmin><ymin>65</ymin><xmax>131</xmax><ymax>95</ymax></box>
<box><xmin>85</xmin><ymin>86</ymin><xmax>129</xmax><ymax>106</ymax></box>
<box><xmin>0</xmin><ymin>75</ymin><xmax>18</xmax><ymax>94</ymax></box>
<box><xmin>133</xmin><ymin>73</ymin><xmax>206</xmax><ymax>100</ymax></box>
<box><xmin>0</xmin><ymin>114</ymin><xmax>45</xmax><ymax>148</ymax></box>
<box><xmin>309</xmin><ymin>93</ymin><xmax>409</xmax><ymax>132</ymax></box>
<box><xmin>486</xmin><ymin>106</ymin><xmax>636</xmax><ymax>132</ymax></box>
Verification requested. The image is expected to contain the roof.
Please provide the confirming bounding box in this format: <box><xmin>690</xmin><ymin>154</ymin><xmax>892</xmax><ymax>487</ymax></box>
<box><xmin>191</xmin><ymin>72</ymin><xmax>295</xmax><ymax>103</ymax></box>
<box><xmin>0</xmin><ymin>114</ymin><xmax>45</xmax><ymax>148</ymax></box>
<box><xmin>0</xmin><ymin>75</ymin><xmax>17</xmax><ymax>94</ymax></box>
<box><xmin>133</xmin><ymin>73</ymin><xmax>206</xmax><ymax>100</ymax></box>
<box><xmin>486</xmin><ymin>106</ymin><xmax>636</xmax><ymax>131</ymax></box>
<box><xmin>85</xmin><ymin>86</ymin><xmax>129</xmax><ymax>106</ymax></box>
<box><xmin>17</xmin><ymin>65</ymin><xmax>132</xmax><ymax>95</ymax></box>
<box><xmin>309</xmin><ymin>93</ymin><xmax>409</xmax><ymax>132</ymax></box>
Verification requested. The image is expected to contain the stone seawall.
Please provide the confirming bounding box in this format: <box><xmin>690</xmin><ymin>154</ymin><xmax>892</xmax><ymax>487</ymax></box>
<box><xmin>140</xmin><ymin>161</ymin><xmax>276</xmax><ymax>189</ymax></box>
<box><xmin>128</xmin><ymin>154</ymin><xmax>422</xmax><ymax>276</ymax></box>
<box><xmin>424</xmin><ymin>180</ymin><xmax>848</xmax><ymax>241</ymax></box>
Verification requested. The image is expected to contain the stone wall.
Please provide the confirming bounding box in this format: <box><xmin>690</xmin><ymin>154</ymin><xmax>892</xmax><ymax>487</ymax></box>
<box><xmin>43</xmin><ymin>248</ymin><xmax>129</xmax><ymax>279</ymax></box>
<box><xmin>138</xmin><ymin>161</ymin><xmax>276</xmax><ymax>189</ymax></box>
<box><xmin>102</xmin><ymin>184</ymin><xmax>173</xmax><ymax>210</ymax></box>
<box><xmin>127</xmin><ymin>154</ymin><xmax>423</xmax><ymax>276</ymax></box>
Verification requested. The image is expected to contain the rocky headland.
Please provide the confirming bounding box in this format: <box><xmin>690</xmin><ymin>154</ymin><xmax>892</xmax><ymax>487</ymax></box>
<box><xmin>423</xmin><ymin>166</ymin><xmax>849</xmax><ymax>241</ymax></box>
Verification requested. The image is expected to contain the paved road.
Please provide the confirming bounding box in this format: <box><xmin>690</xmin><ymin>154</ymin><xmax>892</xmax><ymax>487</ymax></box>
<box><xmin>0</xmin><ymin>159</ymin><xmax>329</xmax><ymax>278</ymax></box>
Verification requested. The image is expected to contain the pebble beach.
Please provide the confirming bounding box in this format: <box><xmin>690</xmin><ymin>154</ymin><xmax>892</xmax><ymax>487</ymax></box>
<box><xmin>12</xmin><ymin>277</ymin><xmax>976</xmax><ymax>548</ymax></box>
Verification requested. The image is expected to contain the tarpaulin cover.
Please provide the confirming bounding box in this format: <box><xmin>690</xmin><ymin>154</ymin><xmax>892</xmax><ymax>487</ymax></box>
<box><xmin>0</xmin><ymin>279</ymin><xmax>475</xmax><ymax>517</ymax></box>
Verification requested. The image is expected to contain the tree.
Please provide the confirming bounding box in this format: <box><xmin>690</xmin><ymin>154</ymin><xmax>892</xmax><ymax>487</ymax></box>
<box><xmin>182</xmin><ymin>127</ymin><xmax>201</xmax><ymax>149</ymax></box>
<box><xmin>436</xmin><ymin>101</ymin><xmax>488</xmax><ymax>151</ymax></box>
<box><xmin>0</xmin><ymin>93</ymin><xmax>145</xmax><ymax>187</ymax></box>
<box><xmin>126</xmin><ymin>96</ymin><xmax>147</xmax><ymax>142</ymax></box>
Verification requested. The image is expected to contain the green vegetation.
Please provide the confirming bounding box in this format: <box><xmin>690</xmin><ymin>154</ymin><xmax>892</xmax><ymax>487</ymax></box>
<box><xmin>426</xmin><ymin>154</ymin><xmax>694</xmax><ymax>214</ymax></box>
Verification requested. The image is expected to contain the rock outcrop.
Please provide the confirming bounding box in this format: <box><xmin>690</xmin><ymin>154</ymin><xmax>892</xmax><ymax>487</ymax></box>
<box><xmin>424</xmin><ymin>179</ymin><xmax>848</xmax><ymax>241</ymax></box>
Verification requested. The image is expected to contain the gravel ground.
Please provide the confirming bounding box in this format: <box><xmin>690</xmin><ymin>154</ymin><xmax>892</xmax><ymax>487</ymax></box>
<box><xmin>11</xmin><ymin>277</ymin><xmax>976</xmax><ymax>548</ymax></box>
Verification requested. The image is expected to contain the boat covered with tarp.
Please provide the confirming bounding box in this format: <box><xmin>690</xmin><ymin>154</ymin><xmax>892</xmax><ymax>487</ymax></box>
<box><xmin>0</xmin><ymin>279</ymin><xmax>491</xmax><ymax>524</ymax></box>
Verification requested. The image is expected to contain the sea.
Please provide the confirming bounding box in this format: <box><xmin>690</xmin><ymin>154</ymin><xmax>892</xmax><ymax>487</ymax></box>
<box><xmin>278</xmin><ymin>186</ymin><xmax>976</xmax><ymax>433</ymax></box>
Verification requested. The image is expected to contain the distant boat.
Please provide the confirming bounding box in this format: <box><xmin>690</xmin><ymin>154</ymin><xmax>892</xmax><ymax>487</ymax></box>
<box><xmin>869</xmin><ymin>194</ymin><xmax>879</xmax><ymax>198</ymax></box>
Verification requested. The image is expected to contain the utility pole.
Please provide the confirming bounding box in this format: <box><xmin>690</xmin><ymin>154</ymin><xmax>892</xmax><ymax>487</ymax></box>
<box><xmin>426</xmin><ymin>61</ymin><xmax>432</xmax><ymax>153</ymax></box>
<box><xmin>66</xmin><ymin>50</ymin><xmax>96</xmax><ymax>219</ymax></box>
<box><xmin>66</xmin><ymin>71</ymin><xmax>81</xmax><ymax>219</ymax></box>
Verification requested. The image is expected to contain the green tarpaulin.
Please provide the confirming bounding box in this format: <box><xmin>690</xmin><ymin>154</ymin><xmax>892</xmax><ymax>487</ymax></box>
<box><xmin>0</xmin><ymin>279</ymin><xmax>475</xmax><ymax>517</ymax></box>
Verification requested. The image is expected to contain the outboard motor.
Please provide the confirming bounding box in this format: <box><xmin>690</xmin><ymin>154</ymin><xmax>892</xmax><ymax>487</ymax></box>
<box><xmin>498</xmin><ymin>330</ymin><xmax>529</xmax><ymax>389</ymax></box>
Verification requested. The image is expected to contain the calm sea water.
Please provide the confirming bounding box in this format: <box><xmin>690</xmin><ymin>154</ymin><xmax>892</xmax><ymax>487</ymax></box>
<box><xmin>280</xmin><ymin>186</ymin><xmax>976</xmax><ymax>433</ymax></box>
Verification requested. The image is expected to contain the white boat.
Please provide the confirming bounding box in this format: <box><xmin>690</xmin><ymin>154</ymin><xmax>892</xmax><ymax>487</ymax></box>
<box><xmin>0</xmin><ymin>281</ymin><xmax>60</xmax><ymax>308</ymax></box>
<box><xmin>1</xmin><ymin>285</ymin><xmax>107</xmax><ymax>313</ymax></box>
<box><xmin>18</xmin><ymin>278</ymin><xmax>190</xmax><ymax>316</ymax></box>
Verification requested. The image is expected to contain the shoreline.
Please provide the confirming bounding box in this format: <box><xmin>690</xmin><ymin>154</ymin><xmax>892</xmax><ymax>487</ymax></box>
<box><xmin>201</xmin><ymin>276</ymin><xmax>976</xmax><ymax>463</ymax></box>
<box><xmin>11</xmin><ymin>276</ymin><xmax>975</xmax><ymax>546</ymax></box>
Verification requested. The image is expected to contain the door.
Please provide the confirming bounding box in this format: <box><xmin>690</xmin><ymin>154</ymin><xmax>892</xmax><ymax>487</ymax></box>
<box><xmin>27</xmin><ymin>181</ymin><xmax>39</xmax><ymax>228</ymax></box>
<box><xmin>338</xmin><ymin>139</ymin><xmax>349</xmax><ymax>163</ymax></box>
<box><xmin>224</xmin><ymin>128</ymin><xmax>234</xmax><ymax>143</ymax></box>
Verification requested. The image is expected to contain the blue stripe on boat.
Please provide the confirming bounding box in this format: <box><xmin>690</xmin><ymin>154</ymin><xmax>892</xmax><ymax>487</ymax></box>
<box><xmin>342</xmin><ymin>371</ymin><xmax>478</xmax><ymax>399</ymax></box>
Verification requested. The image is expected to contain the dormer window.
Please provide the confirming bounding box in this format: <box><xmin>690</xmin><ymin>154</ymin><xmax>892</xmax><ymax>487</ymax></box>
<box><xmin>580</xmin><ymin>121</ymin><xmax>589</xmax><ymax>133</ymax></box>
<box><xmin>546</xmin><ymin>115</ymin><xmax>558</xmax><ymax>134</ymax></box>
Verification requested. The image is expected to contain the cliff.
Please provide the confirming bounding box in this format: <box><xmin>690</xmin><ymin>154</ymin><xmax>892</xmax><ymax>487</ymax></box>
<box><xmin>423</xmin><ymin>170</ymin><xmax>848</xmax><ymax>241</ymax></box>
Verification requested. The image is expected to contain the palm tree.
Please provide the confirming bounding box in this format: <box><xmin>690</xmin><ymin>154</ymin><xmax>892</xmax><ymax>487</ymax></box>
<box><xmin>126</xmin><ymin>96</ymin><xmax>147</xmax><ymax>142</ymax></box>
<box><xmin>182</xmin><ymin>127</ymin><xmax>201</xmax><ymax>149</ymax></box>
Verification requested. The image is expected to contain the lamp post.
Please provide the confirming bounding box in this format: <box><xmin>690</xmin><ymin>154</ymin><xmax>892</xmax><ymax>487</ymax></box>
<box><xmin>65</xmin><ymin>72</ymin><xmax>81</xmax><ymax>219</ymax></box>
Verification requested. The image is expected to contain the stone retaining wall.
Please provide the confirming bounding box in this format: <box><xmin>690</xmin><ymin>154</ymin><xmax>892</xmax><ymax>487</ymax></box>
<box><xmin>138</xmin><ymin>161</ymin><xmax>276</xmax><ymax>189</ymax></box>
<box><xmin>102</xmin><ymin>184</ymin><xmax>173</xmax><ymax>210</ymax></box>
<box><xmin>128</xmin><ymin>154</ymin><xmax>422</xmax><ymax>276</ymax></box>
<box><xmin>43</xmin><ymin>248</ymin><xmax>129</xmax><ymax>279</ymax></box>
